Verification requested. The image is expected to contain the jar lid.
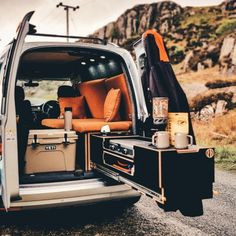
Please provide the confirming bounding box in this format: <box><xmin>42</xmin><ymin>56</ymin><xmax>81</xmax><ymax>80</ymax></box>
<box><xmin>65</xmin><ymin>107</ymin><xmax>72</xmax><ymax>112</ymax></box>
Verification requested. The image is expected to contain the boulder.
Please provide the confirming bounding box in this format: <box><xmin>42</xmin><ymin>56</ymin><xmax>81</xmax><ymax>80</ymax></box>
<box><xmin>215</xmin><ymin>100</ymin><xmax>228</xmax><ymax>115</ymax></box>
<box><xmin>219</xmin><ymin>34</ymin><xmax>236</xmax><ymax>74</ymax></box>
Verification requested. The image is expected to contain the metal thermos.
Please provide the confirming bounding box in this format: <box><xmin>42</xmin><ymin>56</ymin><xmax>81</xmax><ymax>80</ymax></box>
<box><xmin>64</xmin><ymin>107</ymin><xmax>72</xmax><ymax>131</ymax></box>
<box><xmin>152</xmin><ymin>97</ymin><xmax>169</xmax><ymax>125</ymax></box>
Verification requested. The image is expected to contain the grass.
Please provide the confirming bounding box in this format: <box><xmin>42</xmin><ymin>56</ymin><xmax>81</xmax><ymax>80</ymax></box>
<box><xmin>215</xmin><ymin>146</ymin><xmax>236</xmax><ymax>170</ymax></box>
<box><xmin>173</xmin><ymin>66</ymin><xmax>236</xmax><ymax>171</ymax></box>
<box><xmin>192</xmin><ymin>109</ymin><xmax>236</xmax><ymax>170</ymax></box>
<box><xmin>192</xmin><ymin>109</ymin><xmax>236</xmax><ymax>147</ymax></box>
<box><xmin>174</xmin><ymin>66</ymin><xmax>236</xmax><ymax>84</ymax></box>
<box><xmin>216</xmin><ymin>19</ymin><xmax>236</xmax><ymax>36</ymax></box>
<box><xmin>181</xmin><ymin>11</ymin><xmax>217</xmax><ymax>28</ymax></box>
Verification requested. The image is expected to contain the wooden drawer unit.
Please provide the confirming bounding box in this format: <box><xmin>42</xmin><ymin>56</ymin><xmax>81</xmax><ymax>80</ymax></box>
<box><xmin>90</xmin><ymin>134</ymin><xmax>215</xmax><ymax>215</ymax></box>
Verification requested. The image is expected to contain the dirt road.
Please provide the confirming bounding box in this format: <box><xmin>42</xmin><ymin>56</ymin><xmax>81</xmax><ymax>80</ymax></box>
<box><xmin>0</xmin><ymin>169</ymin><xmax>235</xmax><ymax>236</ymax></box>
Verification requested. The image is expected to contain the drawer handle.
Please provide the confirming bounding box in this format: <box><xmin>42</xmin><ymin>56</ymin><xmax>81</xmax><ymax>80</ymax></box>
<box><xmin>117</xmin><ymin>160</ymin><xmax>129</xmax><ymax>167</ymax></box>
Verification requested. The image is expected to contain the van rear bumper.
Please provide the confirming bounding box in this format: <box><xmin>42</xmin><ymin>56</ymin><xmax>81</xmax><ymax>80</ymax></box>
<box><xmin>7</xmin><ymin>184</ymin><xmax>140</xmax><ymax>211</ymax></box>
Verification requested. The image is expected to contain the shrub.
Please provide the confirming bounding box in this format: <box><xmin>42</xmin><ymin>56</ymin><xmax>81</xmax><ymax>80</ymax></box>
<box><xmin>205</xmin><ymin>80</ymin><xmax>236</xmax><ymax>89</ymax></box>
<box><xmin>216</xmin><ymin>20</ymin><xmax>236</xmax><ymax>35</ymax></box>
<box><xmin>190</xmin><ymin>91</ymin><xmax>233</xmax><ymax>111</ymax></box>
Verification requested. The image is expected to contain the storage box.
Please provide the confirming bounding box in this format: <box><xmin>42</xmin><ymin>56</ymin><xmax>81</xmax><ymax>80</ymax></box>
<box><xmin>25</xmin><ymin>129</ymin><xmax>78</xmax><ymax>174</ymax></box>
<box><xmin>90</xmin><ymin>134</ymin><xmax>215</xmax><ymax>211</ymax></box>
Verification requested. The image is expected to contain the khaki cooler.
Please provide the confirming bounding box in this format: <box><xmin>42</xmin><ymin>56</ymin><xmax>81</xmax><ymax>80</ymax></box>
<box><xmin>25</xmin><ymin>129</ymin><xmax>78</xmax><ymax>174</ymax></box>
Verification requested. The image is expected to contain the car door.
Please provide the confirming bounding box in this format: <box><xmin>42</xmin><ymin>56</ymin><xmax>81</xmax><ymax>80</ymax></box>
<box><xmin>0</xmin><ymin>11</ymin><xmax>35</xmax><ymax>210</ymax></box>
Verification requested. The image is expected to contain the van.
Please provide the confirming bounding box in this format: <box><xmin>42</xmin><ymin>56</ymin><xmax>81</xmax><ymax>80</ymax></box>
<box><xmin>0</xmin><ymin>12</ymin><xmax>214</xmax><ymax>216</ymax></box>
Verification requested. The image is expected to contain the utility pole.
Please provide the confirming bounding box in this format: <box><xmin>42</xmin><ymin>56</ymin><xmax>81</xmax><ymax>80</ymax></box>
<box><xmin>56</xmin><ymin>2</ymin><xmax>79</xmax><ymax>42</ymax></box>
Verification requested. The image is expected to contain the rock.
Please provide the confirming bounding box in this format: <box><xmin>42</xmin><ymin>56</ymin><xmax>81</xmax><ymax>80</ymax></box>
<box><xmin>199</xmin><ymin>104</ymin><xmax>215</xmax><ymax>120</ymax></box>
<box><xmin>197</xmin><ymin>62</ymin><xmax>205</xmax><ymax>71</ymax></box>
<box><xmin>182</xmin><ymin>51</ymin><xmax>194</xmax><ymax>72</ymax></box>
<box><xmin>215</xmin><ymin>100</ymin><xmax>228</xmax><ymax>115</ymax></box>
<box><xmin>91</xmin><ymin>0</ymin><xmax>235</xmax><ymax>72</ymax></box>
<box><xmin>220</xmin><ymin>36</ymin><xmax>235</xmax><ymax>59</ymax></box>
<box><xmin>219</xmin><ymin>34</ymin><xmax>236</xmax><ymax>74</ymax></box>
<box><xmin>223</xmin><ymin>0</ymin><xmax>236</xmax><ymax>11</ymax></box>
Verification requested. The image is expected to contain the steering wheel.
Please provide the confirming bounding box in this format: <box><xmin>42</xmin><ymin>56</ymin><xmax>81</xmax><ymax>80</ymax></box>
<box><xmin>42</xmin><ymin>100</ymin><xmax>60</xmax><ymax>118</ymax></box>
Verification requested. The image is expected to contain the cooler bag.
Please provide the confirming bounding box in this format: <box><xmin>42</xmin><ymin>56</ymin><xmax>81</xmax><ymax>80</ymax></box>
<box><xmin>25</xmin><ymin>129</ymin><xmax>78</xmax><ymax>174</ymax></box>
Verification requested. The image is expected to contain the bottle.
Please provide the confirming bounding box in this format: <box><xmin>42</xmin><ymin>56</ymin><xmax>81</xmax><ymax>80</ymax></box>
<box><xmin>64</xmin><ymin>107</ymin><xmax>72</xmax><ymax>131</ymax></box>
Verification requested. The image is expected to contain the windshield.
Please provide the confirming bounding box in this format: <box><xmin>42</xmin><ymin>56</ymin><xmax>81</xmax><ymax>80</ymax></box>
<box><xmin>17</xmin><ymin>80</ymin><xmax>72</xmax><ymax>105</ymax></box>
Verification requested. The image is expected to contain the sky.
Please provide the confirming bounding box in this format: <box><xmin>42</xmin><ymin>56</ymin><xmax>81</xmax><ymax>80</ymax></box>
<box><xmin>0</xmin><ymin>0</ymin><xmax>223</xmax><ymax>51</ymax></box>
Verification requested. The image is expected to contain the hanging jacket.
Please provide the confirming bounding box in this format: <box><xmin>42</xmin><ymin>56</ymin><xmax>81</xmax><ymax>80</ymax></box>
<box><xmin>141</xmin><ymin>29</ymin><xmax>195</xmax><ymax>142</ymax></box>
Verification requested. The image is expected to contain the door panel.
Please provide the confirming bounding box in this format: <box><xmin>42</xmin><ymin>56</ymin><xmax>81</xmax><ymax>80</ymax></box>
<box><xmin>133</xmin><ymin>39</ymin><xmax>146</xmax><ymax>77</ymax></box>
<box><xmin>1</xmin><ymin>12</ymin><xmax>35</xmax><ymax>210</ymax></box>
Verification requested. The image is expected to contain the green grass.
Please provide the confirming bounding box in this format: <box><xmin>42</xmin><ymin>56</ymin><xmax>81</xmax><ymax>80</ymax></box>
<box><xmin>181</xmin><ymin>11</ymin><xmax>218</xmax><ymax>28</ymax></box>
<box><xmin>216</xmin><ymin>19</ymin><xmax>236</xmax><ymax>36</ymax></box>
<box><xmin>215</xmin><ymin>146</ymin><xmax>236</xmax><ymax>170</ymax></box>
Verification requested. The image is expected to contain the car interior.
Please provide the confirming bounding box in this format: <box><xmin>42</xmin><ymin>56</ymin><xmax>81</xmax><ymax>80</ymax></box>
<box><xmin>15</xmin><ymin>47</ymin><xmax>135</xmax><ymax>184</ymax></box>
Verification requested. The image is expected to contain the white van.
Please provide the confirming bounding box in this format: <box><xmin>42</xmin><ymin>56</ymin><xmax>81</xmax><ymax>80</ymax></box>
<box><xmin>0</xmin><ymin>12</ymin><xmax>214</xmax><ymax>216</ymax></box>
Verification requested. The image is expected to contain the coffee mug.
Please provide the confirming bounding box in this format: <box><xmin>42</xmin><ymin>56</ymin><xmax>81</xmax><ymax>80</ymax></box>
<box><xmin>174</xmin><ymin>132</ymin><xmax>193</xmax><ymax>149</ymax></box>
<box><xmin>152</xmin><ymin>131</ymin><xmax>170</xmax><ymax>149</ymax></box>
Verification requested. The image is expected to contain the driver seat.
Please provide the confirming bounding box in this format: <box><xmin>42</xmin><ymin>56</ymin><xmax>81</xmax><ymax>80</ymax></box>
<box><xmin>57</xmin><ymin>85</ymin><xmax>77</xmax><ymax>98</ymax></box>
<box><xmin>15</xmin><ymin>86</ymin><xmax>33</xmax><ymax>175</ymax></box>
<box><xmin>15</xmin><ymin>86</ymin><xmax>33</xmax><ymax>126</ymax></box>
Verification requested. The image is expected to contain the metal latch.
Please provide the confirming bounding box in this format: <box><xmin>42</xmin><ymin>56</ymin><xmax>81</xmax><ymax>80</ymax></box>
<box><xmin>32</xmin><ymin>134</ymin><xmax>39</xmax><ymax>148</ymax></box>
<box><xmin>63</xmin><ymin>133</ymin><xmax>69</xmax><ymax>145</ymax></box>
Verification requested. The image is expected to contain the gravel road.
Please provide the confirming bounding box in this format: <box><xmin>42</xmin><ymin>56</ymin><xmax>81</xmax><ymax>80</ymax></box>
<box><xmin>0</xmin><ymin>169</ymin><xmax>235</xmax><ymax>236</ymax></box>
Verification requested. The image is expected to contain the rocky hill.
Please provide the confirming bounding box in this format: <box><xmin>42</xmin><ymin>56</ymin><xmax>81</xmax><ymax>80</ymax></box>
<box><xmin>93</xmin><ymin>0</ymin><xmax>236</xmax><ymax>73</ymax></box>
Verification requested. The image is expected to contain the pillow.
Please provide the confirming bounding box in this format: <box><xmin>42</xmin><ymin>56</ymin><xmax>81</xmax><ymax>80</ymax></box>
<box><xmin>78</xmin><ymin>79</ymin><xmax>107</xmax><ymax>118</ymax></box>
<box><xmin>58</xmin><ymin>96</ymin><xmax>87</xmax><ymax>119</ymax></box>
<box><xmin>104</xmin><ymin>88</ymin><xmax>121</xmax><ymax>122</ymax></box>
<box><xmin>105</xmin><ymin>74</ymin><xmax>132</xmax><ymax>121</ymax></box>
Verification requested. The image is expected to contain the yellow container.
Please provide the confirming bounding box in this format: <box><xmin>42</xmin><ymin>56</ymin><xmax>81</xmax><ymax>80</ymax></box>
<box><xmin>25</xmin><ymin>129</ymin><xmax>78</xmax><ymax>174</ymax></box>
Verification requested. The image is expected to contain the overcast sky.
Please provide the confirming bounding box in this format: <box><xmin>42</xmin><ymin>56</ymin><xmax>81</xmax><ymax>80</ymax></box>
<box><xmin>0</xmin><ymin>0</ymin><xmax>223</xmax><ymax>51</ymax></box>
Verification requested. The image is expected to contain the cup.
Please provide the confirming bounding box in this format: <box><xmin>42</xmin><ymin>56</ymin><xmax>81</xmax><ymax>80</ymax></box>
<box><xmin>174</xmin><ymin>132</ymin><xmax>193</xmax><ymax>149</ymax></box>
<box><xmin>152</xmin><ymin>131</ymin><xmax>170</xmax><ymax>149</ymax></box>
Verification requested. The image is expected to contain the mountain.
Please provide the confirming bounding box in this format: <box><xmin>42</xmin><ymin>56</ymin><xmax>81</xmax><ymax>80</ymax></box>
<box><xmin>92</xmin><ymin>0</ymin><xmax>236</xmax><ymax>73</ymax></box>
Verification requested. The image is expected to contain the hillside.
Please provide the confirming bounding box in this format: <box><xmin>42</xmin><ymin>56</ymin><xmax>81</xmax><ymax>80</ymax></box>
<box><xmin>93</xmin><ymin>0</ymin><xmax>236</xmax><ymax>73</ymax></box>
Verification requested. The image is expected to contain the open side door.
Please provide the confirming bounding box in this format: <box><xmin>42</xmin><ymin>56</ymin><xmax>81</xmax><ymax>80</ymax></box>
<box><xmin>133</xmin><ymin>39</ymin><xmax>146</xmax><ymax>77</ymax></box>
<box><xmin>0</xmin><ymin>11</ymin><xmax>35</xmax><ymax>210</ymax></box>
<box><xmin>91</xmin><ymin>134</ymin><xmax>215</xmax><ymax>217</ymax></box>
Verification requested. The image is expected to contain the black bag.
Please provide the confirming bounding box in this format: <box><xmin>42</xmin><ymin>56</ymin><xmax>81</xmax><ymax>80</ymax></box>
<box><xmin>141</xmin><ymin>31</ymin><xmax>195</xmax><ymax>142</ymax></box>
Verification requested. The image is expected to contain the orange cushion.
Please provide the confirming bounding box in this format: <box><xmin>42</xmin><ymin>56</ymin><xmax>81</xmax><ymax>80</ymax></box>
<box><xmin>104</xmin><ymin>88</ymin><xmax>121</xmax><ymax>122</ymax></box>
<box><xmin>72</xmin><ymin>119</ymin><xmax>132</xmax><ymax>133</ymax></box>
<box><xmin>42</xmin><ymin>119</ymin><xmax>65</xmax><ymax>129</ymax></box>
<box><xmin>105</xmin><ymin>74</ymin><xmax>132</xmax><ymax>121</ymax></box>
<box><xmin>78</xmin><ymin>79</ymin><xmax>107</xmax><ymax>118</ymax></box>
<box><xmin>58</xmin><ymin>96</ymin><xmax>87</xmax><ymax>119</ymax></box>
<box><xmin>42</xmin><ymin>118</ymin><xmax>132</xmax><ymax>133</ymax></box>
